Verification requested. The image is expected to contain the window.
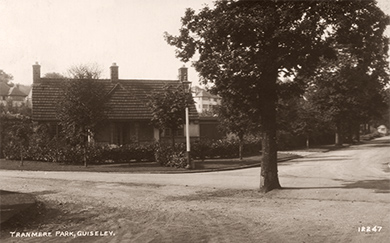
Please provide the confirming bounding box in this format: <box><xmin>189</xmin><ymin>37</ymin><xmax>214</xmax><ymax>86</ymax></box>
<box><xmin>164</xmin><ymin>128</ymin><xmax>184</xmax><ymax>137</ymax></box>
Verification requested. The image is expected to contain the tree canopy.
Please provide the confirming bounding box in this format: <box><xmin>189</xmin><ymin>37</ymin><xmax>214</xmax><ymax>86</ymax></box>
<box><xmin>0</xmin><ymin>70</ymin><xmax>13</xmax><ymax>85</ymax></box>
<box><xmin>216</xmin><ymin>97</ymin><xmax>259</xmax><ymax>159</ymax></box>
<box><xmin>165</xmin><ymin>0</ymin><xmax>389</xmax><ymax>192</ymax></box>
<box><xmin>44</xmin><ymin>72</ymin><xmax>66</xmax><ymax>79</ymax></box>
<box><xmin>147</xmin><ymin>84</ymin><xmax>193</xmax><ymax>145</ymax></box>
<box><xmin>66</xmin><ymin>63</ymin><xmax>102</xmax><ymax>79</ymax></box>
<box><xmin>57</xmin><ymin>64</ymin><xmax>107</xmax><ymax>147</ymax></box>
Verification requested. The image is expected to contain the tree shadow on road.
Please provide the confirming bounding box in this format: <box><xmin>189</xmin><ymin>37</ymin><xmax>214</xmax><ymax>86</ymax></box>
<box><xmin>337</xmin><ymin>179</ymin><xmax>390</xmax><ymax>193</ymax></box>
<box><xmin>283</xmin><ymin>179</ymin><xmax>390</xmax><ymax>193</ymax></box>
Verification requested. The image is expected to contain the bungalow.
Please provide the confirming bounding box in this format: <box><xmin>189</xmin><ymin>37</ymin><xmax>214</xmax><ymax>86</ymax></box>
<box><xmin>31</xmin><ymin>63</ymin><xmax>199</xmax><ymax>145</ymax></box>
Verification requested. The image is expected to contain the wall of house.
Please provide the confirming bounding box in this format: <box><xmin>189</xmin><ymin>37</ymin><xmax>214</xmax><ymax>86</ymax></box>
<box><xmin>95</xmin><ymin>124</ymin><xmax>111</xmax><ymax>144</ymax></box>
<box><xmin>188</xmin><ymin>122</ymin><xmax>200</xmax><ymax>137</ymax></box>
<box><xmin>95</xmin><ymin>121</ymin><xmax>155</xmax><ymax>145</ymax></box>
<box><xmin>159</xmin><ymin>121</ymin><xmax>200</xmax><ymax>144</ymax></box>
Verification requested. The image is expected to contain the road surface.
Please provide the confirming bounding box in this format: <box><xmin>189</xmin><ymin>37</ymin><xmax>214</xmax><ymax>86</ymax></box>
<box><xmin>0</xmin><ymin>136</ymin><xmax>389</xmax><ymax>242</ymax></box>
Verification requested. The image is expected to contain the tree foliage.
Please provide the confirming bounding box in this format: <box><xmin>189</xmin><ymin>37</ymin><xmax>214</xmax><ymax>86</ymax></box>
<box><xmin>66</xmin><ymin>63</ymin><xmax>103</xmax><ymax>79</ymax></box>
<box><xmin>0</xmin><ymin>99</ymin><xmax>32</xmax><ymax>159</ymax></box>
<box><xmin>216</xmin><ymin>98</ymin><xmax>259</xmax><ymax>159</ymax></box>
<box><xmin>165</xmin><ymin>0</ymin><xmax>389</xmax><ymax>192</ymax></box>
<box><xmin>57</xmin><ymin>65</ymin><xmax>108</xmax><ymax>148</ymax></box>
<box><xmin>0</xmin><ymin>70</ymin><xmax>13</xmax><ymax>85</ymax></box>
<box><xmin>147</xmin><ymin>84</ymin><xmax>193</xmax><ymax>145</ymax></box>
<box><xmin>44</xmin><ymin>72</ymin><xmax>66</xmax><ymax>79</ymax></box>
<box><xmin>304</xmin><ymin>47</ymin><xmax>389</xmax><ymax>144</ymax></box>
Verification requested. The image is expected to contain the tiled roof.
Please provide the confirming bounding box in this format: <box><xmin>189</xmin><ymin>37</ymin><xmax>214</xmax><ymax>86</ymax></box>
<box><xmin>0</xmin><ymin>83</ymin><xmax>27</xmax><ymax>97</ymax></box>
<box><xmin>8</xmin><ymin>86</ymin><xmax>27</xmax><ymax>97</ymax></box>
<box><xmin>193</xmin><ymin>87</ymin><xmax>220</xmax><ymax>99</ymax></box>
<box><xmin>32</xmin><ymin>78</ymin><xmax>199</xmax><ymax>121</ymax></box>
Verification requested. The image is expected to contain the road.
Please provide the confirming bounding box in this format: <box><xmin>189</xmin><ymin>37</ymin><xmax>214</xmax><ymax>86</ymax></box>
<box><xmin>0</xmin><ymin>136</ymin><xmax>389</xmax><ymax>242</ymax></box>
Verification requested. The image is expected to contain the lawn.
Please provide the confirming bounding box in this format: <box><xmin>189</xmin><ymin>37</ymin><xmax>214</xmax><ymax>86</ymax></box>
<box><xmin>0</xmin><ymin>153</ymin><xmax>299</xmax><ymax>173</ymax></box>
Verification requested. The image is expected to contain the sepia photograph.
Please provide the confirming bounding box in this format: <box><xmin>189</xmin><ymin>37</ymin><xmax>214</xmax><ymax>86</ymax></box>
<box><xmin>0</xmin><ymin>0</ymin><xmax>389</xmax><ymax>242</ymax></box>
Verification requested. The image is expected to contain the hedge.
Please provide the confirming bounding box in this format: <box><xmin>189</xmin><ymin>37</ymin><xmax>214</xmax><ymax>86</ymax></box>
<box><xmin>3</xmin><ymin>127</ymin><xmax>262</xmax><ymax>168</ymax></box>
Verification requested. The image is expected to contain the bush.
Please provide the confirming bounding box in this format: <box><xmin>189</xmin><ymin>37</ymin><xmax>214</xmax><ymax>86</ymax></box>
<box><xmin>154</xmin><ymin>143</ymin><xmax>187</xmax><ymax>168</ymax></box>
<box><xmin>99</xmin><ymin>143</ymin><xmax>155</xmax><ymax>164</ymax></box>
<box><xmin>3</xmin><ymin>125</ymin><xmax>263</xmax><ymax>167</ymax></box>
<box><xmin>2</xmin><ymin>115</ymin><xmax>33</xmax><ymax>161</ymax></box>
<box><xmin>191</xmin><ymin>138</ymin><xmax>262</xmax><ymax>160</ymax></box>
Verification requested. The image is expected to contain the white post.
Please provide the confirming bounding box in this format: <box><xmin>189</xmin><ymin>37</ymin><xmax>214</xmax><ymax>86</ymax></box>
<box><xmin>185</xmin><ymin>106</ymin><xmax>193</xmax><ymax>168</ymax></box>
<box><xmin>186</xmin><ymin>107</ymin><xmax>190</xmax><ymax>152</ymax></box>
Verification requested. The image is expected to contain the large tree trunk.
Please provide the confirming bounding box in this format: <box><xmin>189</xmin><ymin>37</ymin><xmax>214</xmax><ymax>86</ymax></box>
<box><xmin>259</xmin><ymin>69</ymin><xmax>281</xmax><ymax>193</ymax></box>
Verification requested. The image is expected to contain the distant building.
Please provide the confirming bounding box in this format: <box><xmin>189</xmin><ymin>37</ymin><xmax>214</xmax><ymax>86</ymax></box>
<box><xmin>192</xmin><ymin>86</ymin><xmax>221</xmax><ymax>114</ymax></box>
<box><xmin>0</xmin><ymin>82</ymin><xmax>29</xmax><ymax>107</ymax></box>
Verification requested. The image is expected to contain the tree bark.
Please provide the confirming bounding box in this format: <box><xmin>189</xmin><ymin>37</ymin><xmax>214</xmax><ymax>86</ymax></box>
<box><xmin>259</xmin><ymin>68</ymin><xmax>281</xmax><ymax>193</ymax></box>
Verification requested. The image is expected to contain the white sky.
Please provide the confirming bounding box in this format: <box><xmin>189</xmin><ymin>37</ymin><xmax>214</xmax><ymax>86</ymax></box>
<box><xmin>0</xmin><ymin>0</ymin><xmax>389</xmax><ymax>86</ymax></box>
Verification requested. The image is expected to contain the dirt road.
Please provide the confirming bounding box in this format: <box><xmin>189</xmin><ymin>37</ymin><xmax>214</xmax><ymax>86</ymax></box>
<box><xmin>1</xmin><ymin>137</ymin><xmax>389</xmax><ymax>242</ymax></box>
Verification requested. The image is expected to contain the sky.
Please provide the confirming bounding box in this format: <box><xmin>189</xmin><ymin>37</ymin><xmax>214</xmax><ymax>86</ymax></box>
<box><xmin>0</xmin><ymin>0</ymin><xmax>389</xmax><ymax>86</ymax></box>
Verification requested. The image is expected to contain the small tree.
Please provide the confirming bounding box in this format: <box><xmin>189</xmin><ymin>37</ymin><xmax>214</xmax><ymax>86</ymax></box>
<box><xmin>216</xmin><ymin>98</ymin><xmax>258</xmax><ymax>159</ymax></box>
<box><xmin>148</xmin><ymin>84</ymin><xmax>193</xmax><ymax>146</ymax></box>
<box><xmin>57</xmin><ymin>64</ymin><xmax>108</xmax><ymax>166</ymax></box>
<box><xmin>0</xmin><ymin>102</ymin><xmax>32</xmax><ymax>158</ymax></box>
<box><xmin>3</xmin><ymin>115</ymin><xmax>32</xmax><ymax>166</ymax></box>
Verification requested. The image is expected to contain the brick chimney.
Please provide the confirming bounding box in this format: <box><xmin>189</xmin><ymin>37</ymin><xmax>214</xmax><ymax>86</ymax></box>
<box><xmin>178</xmin><ymin>65</ymin><xmax>188</xmax><ymax>82</ymax></box>
<box><xmin>33</xmin><ymin>62</ymin><xmax>41</xmax><ymax>83</ymax></box>
<box><xmin>110</xmin><ymin>63</ymin><xmax>118</xmax><ymax>80</ymax></box>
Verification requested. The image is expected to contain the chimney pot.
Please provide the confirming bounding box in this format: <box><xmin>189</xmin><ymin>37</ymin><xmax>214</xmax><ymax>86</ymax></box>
<box><xmin>110</xmin><ymin>63</ymin><xmax>119</xmax><ymax>80</ymax></box>
<box><xmin>178</xmin><ymin>66</ymin><xmax>188</xmax><ymax>82</ymax></box>
<box><xmin>33</xmin><ymin>62</ymin><xmax>41</xmax><ymax>83</ymax></box>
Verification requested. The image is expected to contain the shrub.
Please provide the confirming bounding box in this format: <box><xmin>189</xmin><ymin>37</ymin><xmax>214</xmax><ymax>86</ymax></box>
<box><xmin>191</xmin><ymin>138</ymin><xmax>262</xmax><ymax>160</ymax></box>
<box><xmin>154</xmin><ymin>143</ymin><xmax>187</xmax><ymax>168</ymax></box>
<box><xmin>2</xmin><ymin>116</ymin><xmax>33</xmax><ymax>161</ymax></box>
<box><xmin>99</xmin><ymin>143</ymin><xmax>155</xmax><ymax>164</ymax></box>
<box><xmin>4</xmin><ymin>126</ymin><xmax>263</xmax><ymax>167</ymax></box>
